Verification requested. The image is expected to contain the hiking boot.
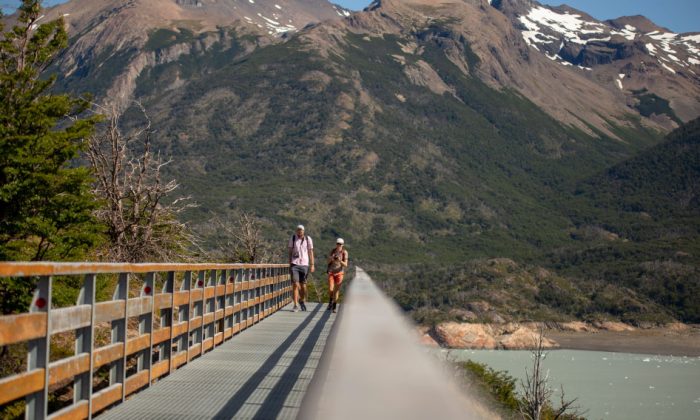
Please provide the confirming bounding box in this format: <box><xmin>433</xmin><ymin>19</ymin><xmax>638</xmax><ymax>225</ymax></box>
<box><xmin>327</xmin><ymin>299</ymin><xmax>333</xmax><ymax>311</ymax></box>
<box><xmin>300</xmin><ymin>301</ymin><xmax>307</xmax><ymax>311</ymax></box>
<box><xmin>332</xmin><ymin>302</ymin><xmax>337</xmax><ymax>313</ymax></box>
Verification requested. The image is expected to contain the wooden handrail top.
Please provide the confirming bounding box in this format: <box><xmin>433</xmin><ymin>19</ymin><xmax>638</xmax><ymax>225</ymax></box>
<box><xmin>0</xmin><ymin>262</ymin><xmax>288</xmax><ymax>277</ymax></box>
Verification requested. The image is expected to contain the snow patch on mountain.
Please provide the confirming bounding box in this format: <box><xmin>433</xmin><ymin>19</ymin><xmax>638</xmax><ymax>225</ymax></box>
<box><xmin>519</xmin><ymin>6</ymin><xmax>608</xmax><ymax>46</ymax></box>
<box><xmin>515</xmin><ymin>4</ymin><xmax>700</xmax><ymax>73</ymax></box>
<box><xmin>257</xmin><ymin>13</ymin><xmax>297</xmax><ymax>34</ymax></box>
<box><xmin>333</xmin><ymin>5</ymin><xmax>351</xmax><ymax>17</ymax></box>
<box><xmin>645</xmin><ymin>31</ymin><xmax>700</xmax><ymax>70</ymax></box>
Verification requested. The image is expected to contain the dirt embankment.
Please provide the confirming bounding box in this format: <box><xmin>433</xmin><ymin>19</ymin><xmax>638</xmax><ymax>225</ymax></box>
<box><xmin>417</xmin><ymin>322</ymin><xmax>700</xmax><ymax>356</ymax></box>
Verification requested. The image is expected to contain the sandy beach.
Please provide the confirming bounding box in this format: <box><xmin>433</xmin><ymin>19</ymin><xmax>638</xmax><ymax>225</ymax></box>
<box><xmin>548</xmin><ymin>327</ymin><xmax>700</xmax><ymax>357</ymax></box>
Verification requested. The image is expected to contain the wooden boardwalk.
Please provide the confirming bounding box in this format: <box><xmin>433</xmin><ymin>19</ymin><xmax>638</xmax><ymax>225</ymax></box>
<box><xmin>100</xmin><ymin>303</ymin><xmax>335</xmax><ymax>420</ymax></box>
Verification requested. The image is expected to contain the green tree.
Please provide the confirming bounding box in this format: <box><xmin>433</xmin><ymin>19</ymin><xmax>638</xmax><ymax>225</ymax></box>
<box><xmin>0</xmin><ymin>0</ymin><xmax>102</xmax><ymax>261</ymax></box>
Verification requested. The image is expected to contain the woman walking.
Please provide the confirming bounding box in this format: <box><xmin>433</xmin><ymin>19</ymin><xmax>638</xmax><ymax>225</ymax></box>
<box><xmin>326</xmin><ymin>238</ymin><xmax>348</xmax><ymax>313</ymax></box>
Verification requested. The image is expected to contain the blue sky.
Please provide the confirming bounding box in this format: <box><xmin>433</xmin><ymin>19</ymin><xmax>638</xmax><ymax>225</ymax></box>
<box><xmin>3</xmin><ymin>0</ymin><xmax>698</xmax><ymax>33</ymax></box>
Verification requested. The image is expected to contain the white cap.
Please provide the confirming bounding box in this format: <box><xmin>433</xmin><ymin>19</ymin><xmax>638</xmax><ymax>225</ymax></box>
<box><xmin>336</xmin><ymin>238</ymin><xmax>344</xmax><ymax>244</ymax></box>
<box><xmin>296</xmin><ymin>224</ymin><xmax>305</xmax><ymax>231</ymax></box>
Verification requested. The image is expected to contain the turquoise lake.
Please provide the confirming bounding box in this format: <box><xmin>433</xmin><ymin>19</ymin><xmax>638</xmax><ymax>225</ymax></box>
<box><xmin>446</xmin><ymin>349</ymin><xmax>700</xmax><ymax>420</ymax></box>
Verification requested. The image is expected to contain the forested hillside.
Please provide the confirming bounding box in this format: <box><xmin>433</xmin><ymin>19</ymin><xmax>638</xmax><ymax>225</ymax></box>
<box><xmin>383</xmin><ymin>119</ymin><xmax>700</xmax><ymax>324</ymax></box>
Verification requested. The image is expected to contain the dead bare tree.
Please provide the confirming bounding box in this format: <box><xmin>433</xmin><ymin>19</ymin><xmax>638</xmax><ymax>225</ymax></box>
<box><xmin>215</xmin><ymin>212</ymin><xmax>274</xmax><ymax>263</ymax></box>
<box><xmin>87</xmin><ymin>102</ymin><xmax>198</xmax><ymax>262</ymax></box>
<box><xmin>519</xmin><ymin>329</ymin><xmax>585</xmax><ymax>420</ymax></box>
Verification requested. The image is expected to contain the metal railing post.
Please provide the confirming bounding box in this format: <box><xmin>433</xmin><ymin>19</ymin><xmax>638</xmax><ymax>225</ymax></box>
<box><xmin>163</xmin><ymin>271</ymin><xmax>175</xmax><ymax>372</ymax></box>
<box><xmin>181</xmin><ymin>271</ymin><xmax>192</xmax><ymax>362</ymax></box>
<box><xmin>248</xmin><ymin>269</ymin><xmax>254</xmax><ymax>325</ymax></box>
<box><xmin>74</xmin><ymin>273</ymin><xmax>96</xmax><ymax>417</ymax></box>
<box><xmin>207</xmin><ymin>269</ymin><xmax>216</xmax><ymax>347</ymax></box>
<box><xmin>197</xmin><ymin>270</ymin><xmax>206</xmax><ymax>356</ymax></box>
<box><xmin>141</xmin><ymin>272</ymin><xmax>154</xmax><ymax>385</ymax></box>
<box><xmin>219</xmin><ymin>269</ymin><xmax>227</xmax><ymax>341</ymax></box>
<box><xmin>242</xmin><ymin>269</ymin><xmax>248</xmax><ymax>326</ymax></box>
<box><xmin>238</xmin><ymin>268</ymin><xmax>244</xmax><ymax>327</ymax></box>
<box><xmin>25</xmin><ymin>276</ymin><xmax>51</xmax><ymax>420</ymax></box>
<box><xmin>113</xmin><ymin>273</ymin><xmax>128</xmax><ymax>402</ymax></box>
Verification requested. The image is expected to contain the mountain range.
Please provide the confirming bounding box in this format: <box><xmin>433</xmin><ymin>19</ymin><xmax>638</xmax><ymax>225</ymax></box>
<box><xmin>7</xmin><ymin>0</ymin><xmax>699</xmax><ymax>323</ymax></box>
<box><xmin>34</xmin><ymin>0</ymin><xmax>699</xmax><ymax>130</ymax></box>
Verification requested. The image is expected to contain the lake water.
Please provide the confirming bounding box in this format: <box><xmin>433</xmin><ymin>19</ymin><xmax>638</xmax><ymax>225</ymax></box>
<box><xmin>445</xmin><ymin>349</ymin><xmax>700</xmax><ymax>420</ymax></box>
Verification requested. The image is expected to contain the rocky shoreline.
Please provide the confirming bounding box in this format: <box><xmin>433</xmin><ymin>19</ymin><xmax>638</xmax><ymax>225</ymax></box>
<box><xmin>418</xmin><ymin>321</ymin><xmax>700</xmax><ymax>356</ymax></box>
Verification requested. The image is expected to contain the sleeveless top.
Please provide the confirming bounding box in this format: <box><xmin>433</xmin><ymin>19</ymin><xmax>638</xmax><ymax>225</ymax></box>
<box><xmin>328</xmin><ymin>249</ymin><xmax>347</xmax><ymax>273</ymax></box>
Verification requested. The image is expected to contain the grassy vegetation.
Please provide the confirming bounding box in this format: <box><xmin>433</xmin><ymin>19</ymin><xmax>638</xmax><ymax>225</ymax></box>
<box><xmin>632</xmin><ymin>89</ymin><xmax>682</xmax><ymax>124</ymax></box>
<box><xmin>462</xmin><ymin>360</ymin><xmax>520</xmax><ymax>412</ymax></box>
<box><xmin>460</xmin><ymin>360</ymin><xmax>586</xmax><ymax>419</ymax></box>
<box><xmin>145</xmin><ymin>28</ymin><xmax>198</xmax><ymax>51</ymax></box>
<box><xmin>389</xmin><ymin>259</ymin><xmax>674</xmax><ymax>326</ymax></box>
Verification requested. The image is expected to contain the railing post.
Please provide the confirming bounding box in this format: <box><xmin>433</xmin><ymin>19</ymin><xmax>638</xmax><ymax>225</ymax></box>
<box><xmin>241</xmin><ymin>269</ymin><xmax>248</xmax><ymax>327</ymax></box>
<box><xmin>141</xmin><ymin>273</ymin><xmax>154</xmax><ymax>385</ymax></box>
<box><xmin>287</xmin><ymin>266</ymin><xmax>291</xmax><ymax>304</ymax></box>
<box><xmin>266</xmin><ymin>267</ymin><xmax>271</xmax><ymax>314</ymax></box>
<box><xmin>207</xmin><ymin>269</ymin><xmax>216</xmax><ymax>349</ymax></box>
<box><xmin>254</xmin><ymin>268</ymin><xmax>258</xmax><ymax>323</ymax></box>
<box><xmin>249</xmin><ymin>269</ymin><xmax>254</xmax><ymax>325</ymax></box>
<box><xmin>198</xmin><ymin>270</ymin><xmax>206</xmax><ymax>356</ymax></box>
<box><xmin>256</xmin><ymin>268</ymin><xmax>261</xmax><ymax>322</ymax></box>
<box><xmin>74</xmin><ymin>273</ymin><xmax>96</xmax><ymax>418</ymax></box>
<box><xmin>232</xmin><ymin>269</ymin><xmax>238</xmax><ymax>333</ymax></box>
<box><xmin>218</xmin><ymin>269</ymin><xmax>227</xmax><ymax>342</ymax></box>
<box><xmin>25</xmin><ymin>276</ymin><xmax>51</xmax><ymax>420</ymax></box>
<box><xmin>276</xmin><ymin>267</ymin><xmax>279</xmax><ymax>308</ymax></box>
<box><xmin>262</xmin><ymin>268</ymin><xmax>266</xmax><ymax>310</ymax></box>
<box><xmin>112</xmin><ymin>273</ymin><xmax>128</xmax><ymax>403</ymax></box>
<box><xmin>233</xmin><ymin>268</ymin><xmax>243</xmax><ymax>331</ymax></box>
<box><xmin>163</xmin><ymin>271</ymin><xmax>175</xmax><ymax>372</ymax></box>
<box><xmin>275</xmin><ymin>267</ymin><xmax>279</xmax><ymax>309</ymax></box>
<box><xmin>181</xmin><ymin>271</ymin><xmax>192</xmax><ymax>363</ymax></box>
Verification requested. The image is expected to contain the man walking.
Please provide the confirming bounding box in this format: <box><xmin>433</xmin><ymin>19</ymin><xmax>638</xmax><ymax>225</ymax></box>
<box><xmin>288</xmin><ymin>224</ymin><xmax>314</xmax><ymax>312</ymax></box>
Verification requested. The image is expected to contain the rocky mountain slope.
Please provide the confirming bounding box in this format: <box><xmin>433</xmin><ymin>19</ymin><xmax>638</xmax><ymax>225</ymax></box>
<box><xmin>35</xmin><ymin>0</ymin><xmax>349</xmax><ymax>107</ymax></box>
<box><xmin>297</xmin><ymin>0</ymin><xmax>683</xmax><ymax>137</ymax></box>
<box><xmin>495</xmin><ymin>0</ymin><xmax>700</xmax><ymax>126</ymax></box>
<box><xmin>28</xmin><ymin>0</ymin><xmax>697</xmax><ymax>133</ymax></box>
<box><xmin>10</xmin><ymin>0</ymin><xmax>698</xmax><ymax>323</ymax></box>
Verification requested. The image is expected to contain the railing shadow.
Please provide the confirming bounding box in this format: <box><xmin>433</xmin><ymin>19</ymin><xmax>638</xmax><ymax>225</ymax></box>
<box><xmin>255</xmin><ymin>307</ymin><xmax>333</xmax><ymax>419</ymax></box>
<box><xmin>213</xmin><ymin>304</ymin><xmax>331</xmax><ymax>419</ymax></box>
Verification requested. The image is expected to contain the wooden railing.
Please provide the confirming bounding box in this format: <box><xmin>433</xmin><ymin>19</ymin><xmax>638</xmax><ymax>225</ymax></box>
<box><xmin>0</xmin><ymin>262</ymin><xmax>292</xmax><ymax>419</ymax></box>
